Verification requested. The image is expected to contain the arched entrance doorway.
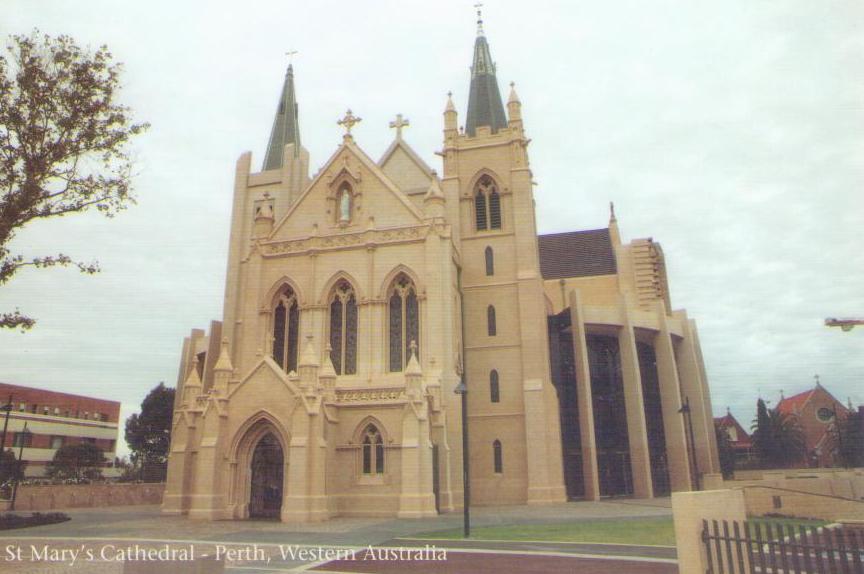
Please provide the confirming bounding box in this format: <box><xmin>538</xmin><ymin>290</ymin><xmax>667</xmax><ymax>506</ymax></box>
<box><xmin>249</xmin><ymin>433</ymin><xmax>283</xmax><ymax>519</ymax></box>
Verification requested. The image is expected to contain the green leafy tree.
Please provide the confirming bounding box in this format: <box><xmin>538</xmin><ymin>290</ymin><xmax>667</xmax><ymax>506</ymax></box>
<box><xmin>715</xmin><ymin>427</ymin><xmax>736</xmax><ymax>479</ymax></box>
<box><xmin>46</xmin><ymin>443</ymin><xmax>105</xmax><ymax>481</ymax></box>
<box><xmin>830</xmin><ymin>409</ymin><xmax>864</xmax><ymax>468</ymax></box>
<box><xmin>125</xmin><ymin>383</ymin><xmax>174</xmax><ymax>482</ymax></box>
<box><xmin>751</xmin><ymin>398</ymin><xmax>806</xmax><ymax>468</ymax></box>
<box><xmin>0</xmin><ymin>30</ymin><xmax>149</xmax><ymax>330</ymax></box>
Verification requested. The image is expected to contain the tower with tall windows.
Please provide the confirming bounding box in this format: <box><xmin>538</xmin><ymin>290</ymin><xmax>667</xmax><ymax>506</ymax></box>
<box><xmin>163</xmin><ymin>12</ymin><xmax>719</xmax><ymax>522</ymax></box>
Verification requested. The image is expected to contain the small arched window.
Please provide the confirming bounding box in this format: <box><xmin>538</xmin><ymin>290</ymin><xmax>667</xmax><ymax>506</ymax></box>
<box><xmin>273</xmin><ymin>285</ymin><xmax>300</xmax><ymax>372</ymax></box>
<box><xmin>493</xmin><ymin>440</ymin><xmax>503</xmax><ymax>473</ymax></box>
<box><xmin>329</xmin><ymin>280</ymin><xmax>358</xmax><ymax>375</ymax></box>
<box><xmin>362</xmin><ymin>424</ymin><xmax>384</xmax><ymax>474</ymax></box>
<box><xmin>490</xmin><ymin>370</ymin><xmax>500</xmax><ymax>403</ymax></box>
<box><xmin>474</xmin><ymin>175</ymin><xmax>502</xmax><ymax>231</ymax></box>
<box><xmin>388</xmin><ymin>273</ymin><xmax>419</xmax><ymax>372</ymax></box>
<box><xmin>485</xmin><ymin>246</ymin><xmax>494</xmax><ymax>276</ymax></box>
<box><xmin>487</xmin><ymin>305</ymin><xmax>497</xmax><ymax>336</ymax></box>
<box><xmin>338</xmin><ymin>184</ymin><xmax>352</xmax><ymax>223</ymax></box>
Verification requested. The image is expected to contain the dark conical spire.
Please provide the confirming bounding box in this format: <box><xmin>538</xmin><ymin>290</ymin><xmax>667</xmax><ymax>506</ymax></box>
<box><xmin>465</xmin><ymin>10</ymin><xmax>507</xmax><ymax>136</ymax></box>
<box><xmin>263</xmin><ymin>64</ymin><xmax>301</xmax><ymax>170</ymax></box>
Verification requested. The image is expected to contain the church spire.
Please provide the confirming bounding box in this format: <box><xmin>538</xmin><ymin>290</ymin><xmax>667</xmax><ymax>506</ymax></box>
<box><xmin>263</xmin><ymin>63</ymin><xmax>301</xmax><ymax>170</ymax></box>
<box><xmin>465</xmin><ymin>6</ymin><xmax>507</xmax><ymax>136</ymax></box>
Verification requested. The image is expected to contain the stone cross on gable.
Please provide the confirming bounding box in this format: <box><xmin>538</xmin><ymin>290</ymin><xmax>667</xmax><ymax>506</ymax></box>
<box><xmin>338</xmin><ymin>109</ymin><xmax>362</xmax><ymax>136</ymax></box>
<box><xmin>389</xmin><ymin>114</ymin><xmax>410</xmax><ymax>139</ymax></box>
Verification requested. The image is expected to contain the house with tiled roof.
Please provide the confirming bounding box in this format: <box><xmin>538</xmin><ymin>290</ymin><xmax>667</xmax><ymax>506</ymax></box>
<box><xmin>775</xmin><ymin>381</ymin><xmax>850</xmax><ymax>467</ymax></box>
<box><xmin>714</xmin><ymin>409</ymin><xmax>753</xmax><ymax>464</ymax></box>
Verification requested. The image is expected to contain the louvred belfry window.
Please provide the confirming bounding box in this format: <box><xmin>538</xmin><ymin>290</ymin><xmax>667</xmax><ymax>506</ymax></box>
<box><xmin>474</xmin><ymin>175</ymin><xmax>502</xmax><ymax>231</ymax></box>
<box><xmin>388</xmin><ymin>274</ymin><xmax>420</xmax><ymax>372</ymax></box>
<box><xmin>329</xmin><ymin>280</ymin><xmax>358</xmax><ymax>375</ymax></box>
<box><xmin>273</xmin><ymin>286</ymin><xmax>300</xmax><ymax>372</ymax></box>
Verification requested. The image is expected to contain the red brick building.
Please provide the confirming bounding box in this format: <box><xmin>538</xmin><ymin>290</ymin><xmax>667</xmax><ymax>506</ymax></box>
<box><xmin>776</xmin><ymin>382</ymin><xmax>850</xmax><ymax>467</ymax></box>
<box><xmin>0</xmin><ymin>383</ymin><xmax>121</xmax><ymax>478</ymax></box>
<box><xmin>714</xmin><ymin>409</ymin><xmax>753</xmax><ymax>464</ymax></box>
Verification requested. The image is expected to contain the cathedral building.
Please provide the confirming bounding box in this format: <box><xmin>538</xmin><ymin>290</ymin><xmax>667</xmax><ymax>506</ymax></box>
<box><xmin>163</xmin><ymin>17</ymin><xmax>720</xmax><ymax>521</ymax></box>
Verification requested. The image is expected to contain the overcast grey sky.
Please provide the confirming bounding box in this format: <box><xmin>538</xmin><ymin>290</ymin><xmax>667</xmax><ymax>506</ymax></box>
<box><xmin>1</xmin><ymin>1</ymin><xmax>862</xmax><ymax>456</ymax></box>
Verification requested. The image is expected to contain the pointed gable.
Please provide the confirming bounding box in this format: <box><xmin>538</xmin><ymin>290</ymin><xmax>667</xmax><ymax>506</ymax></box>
<box><xmin>379</xmin><ymin>139</ymin><xmax>434</xmax><ymax>196</ymax></box>
<box><xmin>270</xmin><ymin>138</ymin><xmax>424</xmax><ymax>240</ymax></box>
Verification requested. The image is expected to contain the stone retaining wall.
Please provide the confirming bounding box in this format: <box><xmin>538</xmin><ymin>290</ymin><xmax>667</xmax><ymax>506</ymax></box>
<box><xmin>0</xmin><ymin>483</ymin><xmax>164</xmax><ymax>511</ymax></box>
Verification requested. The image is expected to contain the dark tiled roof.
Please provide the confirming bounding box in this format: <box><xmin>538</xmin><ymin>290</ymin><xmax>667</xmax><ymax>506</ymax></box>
<box><xmin>537</xmin><ymin>228</ymin><xmax>617</xmax><ymax>279</ymax></box>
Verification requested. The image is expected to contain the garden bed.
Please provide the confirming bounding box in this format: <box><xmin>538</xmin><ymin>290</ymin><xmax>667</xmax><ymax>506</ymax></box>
<box><xmin>0</xmin><ymin>512</ymin><xmax>70</xmax><ymax>530</ymax></box>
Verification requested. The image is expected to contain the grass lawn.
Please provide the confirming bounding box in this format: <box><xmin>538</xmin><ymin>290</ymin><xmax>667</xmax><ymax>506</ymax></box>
<box><xmin>411</xmin><ymin>516</ymin><xmax>829</xmax><ymax>547</ymax></box>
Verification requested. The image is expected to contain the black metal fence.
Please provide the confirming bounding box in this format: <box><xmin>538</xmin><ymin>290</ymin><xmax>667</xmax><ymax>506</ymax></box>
<box><xmin>702</xmin><ymin>519</ymin><xmax>864</xmax><ymax>573</ymax></box>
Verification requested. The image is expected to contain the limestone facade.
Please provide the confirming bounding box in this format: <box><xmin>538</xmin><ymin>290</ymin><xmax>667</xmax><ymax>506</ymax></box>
<box><xmin>163</xmin><ymin>20</ymin><xmax>720</xmax><ymax>522</ymax></box>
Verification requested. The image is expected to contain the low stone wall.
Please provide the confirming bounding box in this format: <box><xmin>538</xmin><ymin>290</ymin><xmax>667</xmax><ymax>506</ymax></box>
<box><xmin>742</xmin><ymin>485</ymin><xmax>864</xmax><ymax>521</ymax></box>
<box><xmin>0</xmin><ymin>483</ymin><xmax>164</xmax><ymax>511</ymax></box>
<box><xmin>702</xmin><ymin>468</ymin><xmax>864</xmax><ymax>521</ymax></box>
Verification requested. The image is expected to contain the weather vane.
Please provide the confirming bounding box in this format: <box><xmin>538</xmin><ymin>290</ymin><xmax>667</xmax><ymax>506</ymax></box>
<box><xmin>285</xmin><ymin>50</ymin><xmax>298</xmax><ymax>65</ymax></box>
<box><xmin>474</xmin><ymin>2</ymin><xmax>484</xmax><ymax>34</ymax></box>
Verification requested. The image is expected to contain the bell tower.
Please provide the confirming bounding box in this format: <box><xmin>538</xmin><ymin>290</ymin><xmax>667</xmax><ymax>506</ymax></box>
<box><xmin>441</xmin><ymin>8</ymin><xmax>566</xmax><ymax>505</ymax></box>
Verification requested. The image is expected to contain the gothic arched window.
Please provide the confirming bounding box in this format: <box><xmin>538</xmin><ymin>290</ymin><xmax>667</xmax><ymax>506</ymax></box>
<box><xmin>273</xmin><ymin>286</ymin><xmax>300</xmax><ymax>373</ymax></box>
<box><xmin>493</xmin><ymin>439</ymin><xmax>503</xmax><ymax>473</ymax></box>
<box><xmin>362</xmin><ymin>424</ymin><xmax>384</xmax><ymax>474</ymax></box>
<box><xmin>329</xmin><ymin>279</ymin><xmax>358</xmax><ymax>375</ymax></box>
<box><xmin>487</xmin><ymin>305</ymin><xmax>497</xmax><ymax>336</ymax></box>
<box><xmin>388</xmin><ymin>274</ymin><xmax>419</xmax><ymax>372</ymax></box>
<box><xmin>474</xmin><ymin>175</ymin><xmax>502</xmax><ymax>231</ymax></box>
<box><xmin>490</xmin><ymin>370</ymin><xmax>500</xmax><ymax>403</ymax></box>
<box><xmin>485</xmin><ymin>246</ymin><xmax>494</xmax><ymax>276</ymax></box>
<box><xmin>338</xmin><ymin>184</ymin><xmax>352</xmax><ymax>223</ymax></box>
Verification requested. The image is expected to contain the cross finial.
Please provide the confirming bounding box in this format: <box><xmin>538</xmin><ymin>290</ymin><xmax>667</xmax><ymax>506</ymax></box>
<box><xmin>285</xmin><ymin>50</ymin><xmax>298</xmax><ymax>66</ymax></box>
<box><xmin>814</xmin><ymin>374</ymin><xmax>820</xmax><ymax>386</ymax></box>
<box><xmin>474</xmin><ymin>2</ymin><xmax>484</xmax><ymax>35</ymax></box>
<box><xmin>337</xmin><ymin>109</ymin><xmax>362</xmax><ymax>137</ymax></box>
<box><xmin>389</xmin><ymin>114</ymin><xmax>410</xmax><ymax>139</ymax></box>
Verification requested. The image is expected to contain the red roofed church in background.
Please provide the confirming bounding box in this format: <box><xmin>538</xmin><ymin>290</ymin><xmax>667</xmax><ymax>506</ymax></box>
<box><xmin>775</xmin><ymin>380</ymin><xmax>850</xmax><ymax>467</ymax></box>
<box><xmin>0</xmin><ymin>382</ymin><xmax>121</xmax><ymax>478</ymax></box>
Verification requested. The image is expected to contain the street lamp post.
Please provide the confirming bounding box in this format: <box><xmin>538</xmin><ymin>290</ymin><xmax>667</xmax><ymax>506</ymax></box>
<box><xmin>454</xmin><ymin>379</ymin><xmax>470</xmax><ymax>538</ymax></box>
<box><xmin>0</xmin><ymin>394</ymin><xmax>13</xmax><ymax>481</ymax></box>
<box><xmin>678</xmin><ymin>396</ymin><xmax>701</xmax><ymax>491</ymax></box>
<box><xmin>10</xmin><ymin>423</ymin><xmax>29</xmax><ymax>511</ymax></box>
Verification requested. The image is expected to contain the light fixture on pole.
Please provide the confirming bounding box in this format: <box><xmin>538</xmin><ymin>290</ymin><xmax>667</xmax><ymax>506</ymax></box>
<box><xmin>454</xmin><ymin>379</ymin><xmax>470</xmax><ymax>538</ymax></box>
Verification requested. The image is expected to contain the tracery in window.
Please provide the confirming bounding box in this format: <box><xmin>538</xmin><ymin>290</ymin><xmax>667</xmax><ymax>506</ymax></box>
<box><xmin>474</xmin><ymin>175</ymin><xmax>502</xmax><ymax>231</ymax></box>
<box><xmin>493</xmin><ymin>439</ymin><xmax>503</xmax><ymax>473</ymax></box>
<box><xmin>388</xmin><ymin>273</ymin><xmax>419</xmax><ymax>372</ymax></box>
<box><xmin>490</xmin><ymin>370</ymin><xmax>500</xmax><ymax>403</ymax></box>
<box><xmin>329</xmin><ymin>279</ymin><xmax>358</xmax><ymax>375</ymax></box>
<box><xmin>487</xmin><ymin>305</ymin><xmax>497</xmax><ymax>336</ymax></box>
<box><xmin>485</xmin><ymin>246</ymin><xmax>494</xmax><ymax>276</ymax></box>
<box><xmin>362</xmin><ymin>424</ymin><xmax>384</xmax><ymax>474</ymax></box>
<box><xmin>273</xmin><ymin>285</ymin><xmax>300</xmax><ymax>372</ymax></box>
